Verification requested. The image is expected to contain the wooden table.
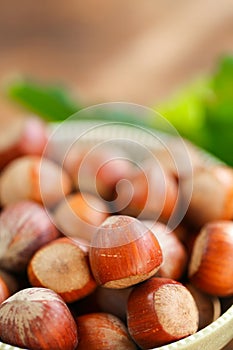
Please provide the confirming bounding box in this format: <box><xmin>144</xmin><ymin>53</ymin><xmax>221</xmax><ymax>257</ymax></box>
<box><xmin>0</xmin><ymin>0</ymin><xmax>233</xmax><ymax>121</ymax></box>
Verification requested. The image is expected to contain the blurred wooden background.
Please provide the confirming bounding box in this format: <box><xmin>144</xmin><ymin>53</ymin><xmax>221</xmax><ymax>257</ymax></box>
<box><xmin>0</xmin><ymin>0</ymin><xmax>233</xmax><ymax>120</ymax></box>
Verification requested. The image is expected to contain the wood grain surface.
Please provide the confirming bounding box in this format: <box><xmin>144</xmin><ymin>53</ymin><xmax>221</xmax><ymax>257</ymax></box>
<box><xmin>0</xmin><ymin>0</ymin><xmax>233</xmax><ymax>121</ymax></box>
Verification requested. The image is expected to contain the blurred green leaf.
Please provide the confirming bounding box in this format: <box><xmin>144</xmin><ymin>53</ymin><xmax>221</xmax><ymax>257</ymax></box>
<box><xmin>6</xmin><ymin>79</ymin><xmax>80</xmax><ymax>121</ymax></box>
<box><xmin>155</xmin><ymin>78</ymin><xmax>211</xmax><ymax>148</ymax></box>
<box><xmin>155</xmin><ymin>55</ymin><xmax>233</xmax><ymax>166</ymax></box>
<box><xmin>5</xmin><ymin>78</ymin><xmax>148</xmax><ymax>126</ymax></box>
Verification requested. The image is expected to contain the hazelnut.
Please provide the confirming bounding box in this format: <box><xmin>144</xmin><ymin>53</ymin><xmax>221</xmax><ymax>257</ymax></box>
<box><xmin>0</xmin><ymin>155</ymin><xmax>72</xmax><ymax>207</ymax></box>
<box><xmin>189</xmin><ymin>220</ymin><xmax>233</xmax><ymax>296</ymax></box>
<box><xmin>28</xmin><ymin>237</ymin><xmax>97</xmax><ymax>303</ymax></box>
<box><xmin>90</xmin><ymin>215</ymin><xmax>163</xmax><ymax>288</ymax></box>
<box><xmin>127</xmin><ymin>277</ymin><xmax>198</xmax><ymax>348</ymax></box>
<box><xmin>143</xmin><ymin>220</ymin><xmax>188</xmax><ymax>280</ymax></box>
<box><xmin>0</xmin><ymin>116</ymin><xmax>47</xmax><ymax>170</ymax></box>
<box><xmin>76</xmin><ymin>313</ymin><xmax>136</xmax><ymax>350</ymax></box>
<box><xmin>0</xmin><ymin>200</ymin><xmax>59</xmax><ymax>272</ymax></box>
<box><xmin>53</xmin><ymin>192</ymin><xmax>109</xmax><ymax>244</ymax></box>
<box><xmin>181</xmin><ymin>165</ymin><xmax>233</xmax><ymax>228</ymax></box>
<box><xmin>0</xmin><ymin>287</ymin><xmax>78</xmax><ymax>350</ymax></box>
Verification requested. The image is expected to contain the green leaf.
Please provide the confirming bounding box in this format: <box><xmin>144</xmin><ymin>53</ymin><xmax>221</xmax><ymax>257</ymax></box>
<box><xmin>155</xmin><ymin>77</ymin><xmax>211</xmax><ymax>147</ymax></box>
<box><xmin>153</xmin><ymin>55</ymin><xmax>233</xmax><ymax>165</ymax></box>
<box><xmin>6</xmin><ymin>79</ymin><xmax>80</xmax><ymax>121</ymax></box>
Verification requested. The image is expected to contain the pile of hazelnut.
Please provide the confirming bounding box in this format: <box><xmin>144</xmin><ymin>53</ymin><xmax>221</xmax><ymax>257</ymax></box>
<box><xmin>0</xmin><ymin>116</ymin><xmax>233</xmax><ymax>350</ymax></box>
